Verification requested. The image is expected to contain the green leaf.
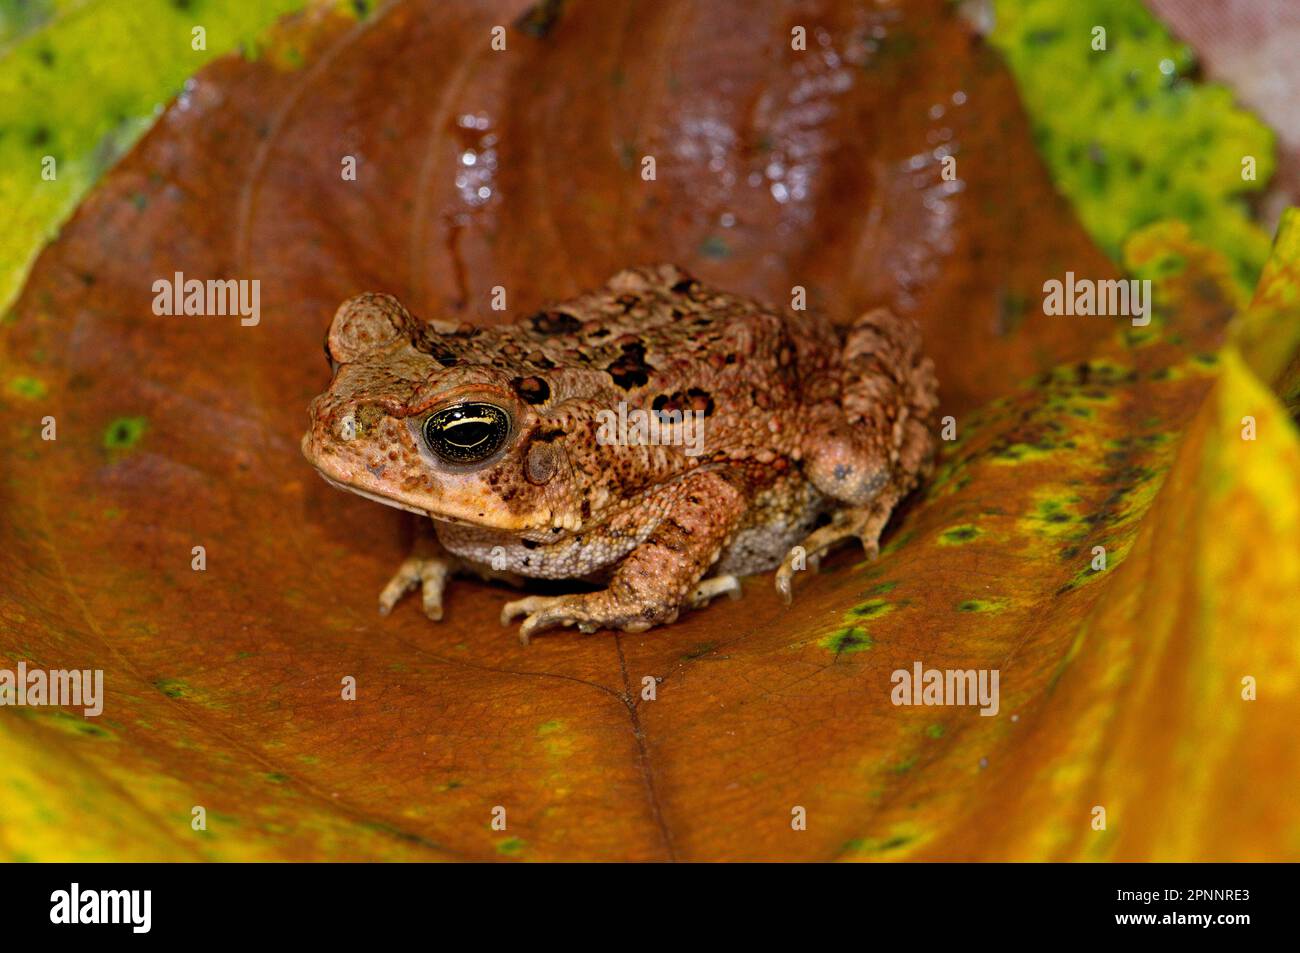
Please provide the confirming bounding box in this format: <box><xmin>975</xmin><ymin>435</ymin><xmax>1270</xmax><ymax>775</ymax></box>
<box><xmin>991</xmin><ymin>0</ymin><xmax>1276</xmax><ymax>292</ymax></box>
<box><xmin>0</xmin><ymin>0</ymin><xmax>314</xmax><ymax>315</ymax></box>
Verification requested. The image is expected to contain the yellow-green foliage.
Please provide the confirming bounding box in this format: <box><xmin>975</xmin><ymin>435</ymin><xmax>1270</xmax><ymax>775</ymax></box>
<box><xmin>991</xmin><ymin>0</ymin><xmax>1276</xmax><ymax>292</ymax></box>
<box><xmin>0</xmin><ymin>0</ymin><xmax>312</xmax><ymax>316</ymax></box>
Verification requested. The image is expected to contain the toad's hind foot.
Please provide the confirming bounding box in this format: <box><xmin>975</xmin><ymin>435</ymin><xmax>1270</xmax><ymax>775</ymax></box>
<box><xmin>774</xmin><ymin>495</ymin><xmax>901</xmax><ymax>604</ymax></box>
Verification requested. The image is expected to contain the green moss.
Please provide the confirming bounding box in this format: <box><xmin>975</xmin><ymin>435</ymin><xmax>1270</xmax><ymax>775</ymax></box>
<box><xmin>45</xmin><ymin>709</ymin><xmax>113</xmax><ymax>739</ymax></box>
<box><xmin>153</xmin><ymin>678</ymin><xmax>189</xmax><ymax>699</ymax></box>
<box><xmin>5</xmin><ymin>375</ymin><xmax>47</xmax><ymax>399</ymax></box>
<box><xmin>991</xmin><ymin>0</ymin><xmax>1274</xmax><ymax>292</ymax></box>
<box><xmin>1020</xmin><ymin>493</ymin><xmax>1088</xmax><ymax>540</ymax></box>
<box><xmin>847</xmin><ymin>599</ymin><xmax>894</xmax><ymax>620</ymax></box>
<box><xmin>0</xmin><ymin>0</ymin><xmax>319</xmax><ymax>316</ymax></box>
<box><xmin>698</xmin><ymin>235</ymin><xmax>731</xmax><ymax>259</ymax></box>
<box><xmin>991</xmin><ymin>441</ymin><xmax>1061</xmax><ymax>465</ymax></box>
<box><xmin>496</xmin><ymin>836</ymin><xmax>526</xmax><ymax>856</ymax></box>
<box><xmin>103</xmin><ymin>416</ymin><xmax>147</xmax><ymax>450</ymax></box>
<box><xmin>957</xmin><ymin>598</ymin><xmax>1009</xmax><ymax>613</ymax></box>
<box><xmin>1122</xmin><ymin>327</ymin><xmax>1160</xmax><ymax>349</ymax></box>
<box><xmin>820</xmin><ymin>626</ymin><xmax>872</xmax><ymax>655</ymax></box>
<box><xmin>938</xmin><ymin>524</ymin><xmax>982</xmax><ymax>546</ymax></box>
<box><xmin>844</xmin><ymin>832</ymin><xmax>915</xmax><ymax>854</ymax></box>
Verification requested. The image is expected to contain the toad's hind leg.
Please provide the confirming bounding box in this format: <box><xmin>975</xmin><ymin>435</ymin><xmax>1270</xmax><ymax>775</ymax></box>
<box><xmin>778</xmin><ymin>308</ymin><xmax>938</xmax><ymax>602</ymax></box>
<box><xmin>500</xmin><ymin>470</ymin><xmax>749</xmax><ymax>643</ymax></box>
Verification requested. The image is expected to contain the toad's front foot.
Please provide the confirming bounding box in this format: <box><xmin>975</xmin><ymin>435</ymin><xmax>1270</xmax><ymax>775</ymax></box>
<box><xmin>501</xmin><ymin>574</ymin><xmax>741</xmax><ymax>645</ymax></box>
<box><xmin>378</xmin><ymin>553</ymin><xmax>452</xmax><ymax>621</ymax></box>
<box><xmin>500</xmin><ymin>591</ymin><xmax>670</xmax><ymax>644</ymax></box>
<box><xmin>378</xmin><ymin>537</ymin><xmax>454</xmax><ymax>621</ymax></box>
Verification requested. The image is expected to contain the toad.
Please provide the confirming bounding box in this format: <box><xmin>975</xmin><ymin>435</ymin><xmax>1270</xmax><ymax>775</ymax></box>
<box><xmin>302</xmin><ymin>265</ymin><xmax>938</xmax><ymax>643</ymax></box>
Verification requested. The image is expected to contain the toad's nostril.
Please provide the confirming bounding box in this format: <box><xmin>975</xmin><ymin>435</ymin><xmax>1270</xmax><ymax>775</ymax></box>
<box><xmin>366</xmin><ymin>463</ymin><xmax>386</xmax><ymax>478</ymax></box>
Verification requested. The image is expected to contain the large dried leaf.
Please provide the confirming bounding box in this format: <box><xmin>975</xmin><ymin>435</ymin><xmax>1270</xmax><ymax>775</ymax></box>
<box><xmin>2</xmin><ymin>0</ymin><xmax>1298</xmax><ymax>861</ymax></box>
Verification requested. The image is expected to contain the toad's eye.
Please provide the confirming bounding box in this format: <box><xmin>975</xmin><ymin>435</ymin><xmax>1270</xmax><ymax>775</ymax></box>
<box><xmin>423</xmin><ymin>403</ymin><xmax>510</xmax><ymax>464</ymax></box>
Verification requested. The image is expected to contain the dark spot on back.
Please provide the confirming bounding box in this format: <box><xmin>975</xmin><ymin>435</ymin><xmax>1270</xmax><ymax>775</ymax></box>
<box><xmin>651</xmin><ymin>388</ymin><xmax>712</xmax><ymax>421</ymax></box>
<box><xmin>686</xmin><ymin>387</ymin><xmax>715</xmax><ymax>416</ymax></box>
<box><xmin>607</xmin><ymin>341</ymin><xmax>651</xmax><ymax>389</ymax></box>
<box><xmin>529</xmin><ymin>310</ymin><xmax>582</xmax><ymax>335</ymax></box>
<box><xmin>512</xmin><ymin>376</ymin><xmax>551</xmax><ymax>405</ymax></box>
<box><xmin>424</xmin><ymin>341</ymin><xmax>460</xmax><ymax>366</ymax></box>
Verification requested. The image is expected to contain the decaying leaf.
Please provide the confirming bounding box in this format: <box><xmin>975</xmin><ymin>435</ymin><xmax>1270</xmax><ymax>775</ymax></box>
<box><xmin>1</xmin><ymin>0</ymin><xmax>1297</xmax><ymax>861</ymax></box>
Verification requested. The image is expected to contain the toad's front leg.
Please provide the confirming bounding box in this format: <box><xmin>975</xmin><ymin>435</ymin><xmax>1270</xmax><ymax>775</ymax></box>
<box><xmin>379</xmin><ymin>526</ymin><xmax>456</xmax><ymax>621</ymax></box>
<box><xmin>501</xmin><ymin>470</ymin><xmax>749</xmax><ymax>644</ymax></box>
<box><xmin>379</xmin><ymin>521</ymin><xmax>523</xmax><ymax>621</ymax></box>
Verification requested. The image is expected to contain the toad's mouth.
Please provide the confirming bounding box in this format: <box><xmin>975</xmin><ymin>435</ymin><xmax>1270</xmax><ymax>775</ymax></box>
<box><xmin>305</xmin><ymin>449</ymin><xmax>549</xmax><ymax>533</ymax></box>
<box><xmin>301</xmin><ymin>427</ymin><xmax>437</xmax><ymax>519</ymax></box>
<box><xmin>314</xmin><ymin>470</ymin><xmax>433</xmax><ymax>518</ymax></box>
<box><xmin>301</xmin><ymin>430</ymin><xmax>573</xmax><ymax>536</ymax></box>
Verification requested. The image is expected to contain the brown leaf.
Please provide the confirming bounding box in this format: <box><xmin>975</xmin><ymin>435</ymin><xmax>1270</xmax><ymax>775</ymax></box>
<box><xmin>1</xmin><ymin>0</ymin><xmax>1294</xmax><ymax>861</ymax></box>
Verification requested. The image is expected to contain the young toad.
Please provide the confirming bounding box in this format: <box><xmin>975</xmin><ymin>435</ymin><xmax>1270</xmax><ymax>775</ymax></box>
<box><xmin>302</xmin><ymin>265</ymin><xmax>938</xmax><ymax>643</ymax></box>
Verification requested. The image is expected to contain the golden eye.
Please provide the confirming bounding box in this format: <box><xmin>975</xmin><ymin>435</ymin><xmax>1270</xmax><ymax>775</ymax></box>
<box><xmin>423</xmin><ymin>403</ymin><xmax>510</xmax><ymax>464</ymax></box>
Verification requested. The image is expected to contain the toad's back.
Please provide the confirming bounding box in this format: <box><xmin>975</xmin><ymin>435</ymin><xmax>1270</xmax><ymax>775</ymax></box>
<box><xmin>412</xmin><ymin>264</ymin><xmax>839</xmax><ymax>444</ymax></box>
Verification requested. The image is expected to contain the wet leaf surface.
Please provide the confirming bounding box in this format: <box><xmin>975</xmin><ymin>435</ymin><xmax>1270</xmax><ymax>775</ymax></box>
<box><xmin>1</xmin><ymin>0</ymin><xmax>1297</xmax><ymax>860</ymax></box>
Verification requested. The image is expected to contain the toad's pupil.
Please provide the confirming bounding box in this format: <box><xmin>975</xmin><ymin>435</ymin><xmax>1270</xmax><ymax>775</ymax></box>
<box><xmin>445</xmin><ymin>418</ymin><xmax>491</xmax><ymax>447</ymax></box>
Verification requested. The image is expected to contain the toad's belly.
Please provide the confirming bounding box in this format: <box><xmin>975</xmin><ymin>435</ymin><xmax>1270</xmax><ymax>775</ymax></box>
<box><xmin>433</xmin><ymin>520</ymin><xmax>648</xmax><ymax>580</ymax></box>
<box><xmin>434</xmin><ymin>475</ymin><xmax>826</xmax><ymax>582</ymax></box>
<box><xmin>714</xmin><ymin>477</ymin><xmax>827</xmax><ymax>576</ymax></box>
